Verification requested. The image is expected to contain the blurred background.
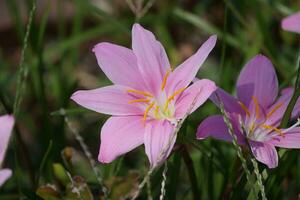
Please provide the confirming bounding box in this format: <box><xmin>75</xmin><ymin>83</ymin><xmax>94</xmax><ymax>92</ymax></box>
<box><xmin>0</xmin><ymin>0</ymin><xmax>300</xmax><ymax>199</ymax></box>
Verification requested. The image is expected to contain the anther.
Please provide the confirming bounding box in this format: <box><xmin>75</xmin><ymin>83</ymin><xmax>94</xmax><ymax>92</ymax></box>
<box><xmin>161</xmin><ymin>69</ymin><xmax>171</xmax><ymax>90</ymax></box>
<box><xmin>252</xmin><ymin>96</ymin><xmax>260</xmax><ymax>119</ymax></box>
<box><xmin>128</xmin><ymin>99</ymin><xmax>150</xmax><ymax>104</ymax></box>
<box><xmin>238</xmin><ymin>101</ymin><xmax>251</xmax><ymax>117</ymax></box>
<box><xmin>127</xmin><ymin>89</ymin><xmax>153</xmax><ymax>97</ymax></box>
<box><xmin>143</xmin><ymin>102</ymin><xmax>155</xmax><ymax>122</ymax></box>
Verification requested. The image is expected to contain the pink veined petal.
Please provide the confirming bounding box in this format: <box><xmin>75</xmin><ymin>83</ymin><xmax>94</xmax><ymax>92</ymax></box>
<box><xmin>237</xmin><ymin>55</ymin><xmax>278</xmax><ymax>108</ymax></box>
<box><xmin>144</xmin><ymin>120</ymin><xmax>176</xmax><ymax>168</ymax></box>
<box><xmin>269</xmin><ymin>127</ymin><xmax>300</xmax><ymax>148</ymax></box>
<box><xmin>166</xmin><ymin>35</ymin><xmax>217</xmax><ymax>94</ymax></box>
<box><xmin>0</xmin><ymin>169</ymin><xmax>12</xmax><ymax>187</ymax></box>
<box><xmin>132</xmin><ymin>23</ymin><xmax>170</xmax><ymax>94</ymax></box>
<box><xmin>92</xmin><ymin>42</ymin><xmax>146</xmax><ymax>90</ymax></box>
<box><xmin>71</xmin><ymin>85</ymin><xmax>143</xmax><ymax>116</ymax></box>
<box><xmin>98</xmin><ymin>116</ymin><xmax>145</xmax><ymax>163</ymax></box>
<box><xmin>281</xmin><ymin>11</ymin><xmax>300</xmax><ymax>34</ymax></box>
<box><xmin>249</xmin><ymin>140</ymin><xmax>278</xmax><ymax>168</ymax></box>
<box><xmin>0</xmin><ymin>115</ymin><xmax>14</xmax><ymax>166</ymax></box>
<box><xmin>197</xmin><ymin>115</ymin><xmax>245</xmax><ymax>144</ymax></box>
<box><xmin>175</xmin><ymin>79</ymin><xmax>216</xmax><ymax>118</ymax></box>
<box><xmin>210</xmin><ymin>88</ymin><xmax>245</xmax><ymax>115</ymax></box>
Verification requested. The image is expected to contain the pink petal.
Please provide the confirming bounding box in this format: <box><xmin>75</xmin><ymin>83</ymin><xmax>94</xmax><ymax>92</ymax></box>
<box><xmin>0</xmin><ymin>169</ymin><xmax>12</xmax><ymax>187</ymax></box>
<box><xmin>237</xmin><ymin>55</ymin><xmax>278</xmax><ymax>108</ymax></box>
<box><xmin>71</xmin><ymin>85</ymin><xmax>143</xmax><ymax>116</ymax></box>
<box><xmin>197</xmin><ymin>115</ymin><xmax>245</xmax><ymax>144</ymax></box>
<box><xmin>98</xmin><ymin>116</ymin><xmax>145</xmax><ymax>163</ymax></box>
<box><xmin>265</xmin><ymin>88</ymin><xmax>300</xmax><ymax>126</ymax></box>
<box><xmin>281</xmin><ymin>12</ymin><xmax>300</xmax><ymax>34</ymax></box>
<box><xmin>0</xmin><ymin>115</ymin><xmax>14</xmax><ymax>165</ymax></box>
<box><xmin>249</xmin><ymin>141</ymin><xmax>278</xmax><ymax>168</ymax></box>
<box><xmin>132</xmin><ymin>24</ymin><xmax>170</xmax><ymax>94</ymax></box>
<box><xmin>93</xmin><ymin>42</ymin><xmax>146</xmax><ymax>90</ymax></box>
<box><xmin>144</xmin><ymin>120</ymin><xmax>176</xmax><ymax>168</ymax></box>
<box><xmin>210</xmin><ymin>88</ymin><xmax>245</xmax><ymax>115</ymax></box>
<box><xmin>269</xmin><ymin>127</ymin><xmax>300</xmax><ymax>148</ymax></box>
<box><xmin>175</xmin><ymin>79</ymin><xmax>216</xmax><ymax>118</ymax></box>
<box><xmin>166</xmin><ymin>35</ymin><xmax>217</xmax><ymax>93</ymax></box>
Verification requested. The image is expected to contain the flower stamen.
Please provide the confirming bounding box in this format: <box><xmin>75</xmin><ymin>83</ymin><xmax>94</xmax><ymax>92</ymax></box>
<box><xmin>266</xmin><ymin>102</ymin><xmax>283</xmax><ymax>119</ymax></box>
<box><xmin>143</xmin><ymin>102</ymin><xmax>155</xmax><ymax>122</ymax></box>
<box><xmin>261</xmin><ymin>124</ymin><xmax>284</xmax><ymax>136</ymax></box>
<box><xmin>252</xmin><ymin>96</ymin><xmax>260</xmax><ymax>119</ymax></box>
<box><xmin>127</xmin><ymin>89</ymin><xmax>153</xmax><ymax>97</ymax></box>
<box><xmin>163</xmin><ymin>87</ymin><xmax>186</xmax><ymax>111</ymax></box>
<box><xmin>238</xmin><ymin>101</ymin><xmax>251</xmax><ymax>117</ymax></box>
<box><xmin>128</xmin><ymin>99</ymin><xmax>150</xmax><ymax>104</ymax></box>
<box><xmin>161</xmin><ymin>69</ymin><xmax>171</xmax><ymax>90</ymax></box>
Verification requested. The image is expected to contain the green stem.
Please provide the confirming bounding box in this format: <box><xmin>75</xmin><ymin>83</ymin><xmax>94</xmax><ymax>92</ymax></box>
<box><xmin>181</xmin><ymin>145</ymin><xmax>200</xmax><ymax>200</ymax></box>
<box><xmin>280</xmin><ymin>56</ymin><xmax>300</xmax><ymax>128</ymax></box>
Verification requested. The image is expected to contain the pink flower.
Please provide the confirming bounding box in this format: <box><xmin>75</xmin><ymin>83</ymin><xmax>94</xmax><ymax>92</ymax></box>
<box><xmin>0</xmin><ymin>115</ymin><xmax>14</xmax><ymax>187</ymax></box>
<box><xmin>71</xmin><ymin>24</ymin><xmax>217</xmax><ymax>167</ymax></box>
<box><xmin>281</xmin><ymin>11</ymin><xmax>300</xmax><ymax>33</ymax></box>
<box><xmin>197</xmin><ymin>55</ymin><xmax>300</xmax><ymax>168</ymax></box>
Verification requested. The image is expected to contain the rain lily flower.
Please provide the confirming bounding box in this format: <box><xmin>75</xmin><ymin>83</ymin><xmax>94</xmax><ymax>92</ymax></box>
<box><xmin>71</xmin><ymin>23</ymin><xmax>217</xmax><ymax>167</ymax></box>
<box><xmin>281</xmin><ymin>11</ymin><xmax>300</xmax><ymax>33</ymax></box>
<box><xmin>0</xmin><ymin>115</ymin><xmax>14</xmax><ymax>187</ymax></box>
<box><xmin>197</xmin><ymin>55</ymin><xmax>300</xmax><ymax>168</ymax></box>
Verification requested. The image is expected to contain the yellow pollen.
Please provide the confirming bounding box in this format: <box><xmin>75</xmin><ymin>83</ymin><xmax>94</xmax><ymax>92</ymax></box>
<box><xmin>127</xmin><ymin>89</ymin><xmax>153</xmax><ymax>97</ymax></box>
<box><xmin>154</xmin><ymin>105</ymin><xmax>160</xmax><ymax>119</ymax></box>
<box><xmin>164</xmin><ymin>87</ymin><xmax>186</xmax><ymax>111</ymax></box>
<box><xmin>252</xmin><ymin>96</ymin><xmax>260</xmax><ymax>119</ymax></box>
<box><xmin>128</xmin><ymin>99</ymin><xmax>150</xmax><ymax>104</ymax></box>
<box><xmin>261</xmin><ymin>124</ymin><xmax>284</xmax><ymax>136</ymax></box>
<box><xmin>161</xmin><ymin>69</ymin><xmax>171</xmax><ymax>90</ymax></box>
<box><xmin>238</xmin><ymin>101</ymin><xmax>250</xmax><ymax>117</ymax></box>
<box><xmin>267</xmin><ymin>102</ymin><xmax>283</xmax><ymax>119</ymax></box>
<box><xmin>143</xmin><ymin>102</ymin><xmax>155</xmax><ymax>122</ymax></box>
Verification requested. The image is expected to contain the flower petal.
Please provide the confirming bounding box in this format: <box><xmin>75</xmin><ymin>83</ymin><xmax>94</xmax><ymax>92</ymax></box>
<box><xmin>249</xmin><ymin>141</ymin><xmax>278</xmax><ymax>168</ymax></box>
<box><xmin>132</xmin><ymin>24</ymin><xmax>170</xmax><ymax>94</ymax></box>
<box><xmin>0</xmin><ymin>169</ymin><xmax>12</xmax><ymax>187</ymax></box>
<box><xmin>281</xmin><ymin>12</ymin><xmax>300</xmax><ymax>34</ymax></box>
<box><xmin>265</xmin><ymin>88</ymin><xmax>300</xmax><ymax>126</ymax></box>
<box><xmin>166</xmin><ymin>35</ymin><xmax>217</xmax><ymax>93</ymax></box>
<box><xmin>210</xmin><ymin>88</ymin><xmax>245</xmax><ymax>115</ymax></box>
<box><xmin>237</xmin><ymin>55</ymin><xmax>278</xmax><ymax>108</ymax></box>
<box><xmin>175</xmin><ymin>79</ymin><xmax>216</xmax><ymax>118</ymax></box>
<box><xmin>269</xmin><ymin>127</ymin><xmax>300</xmax><ymax>148</ymax></box>
<box><xmin>0</xmin><ymin>115</ymin><xmax>14</xmax><ymax>166</ymax></box>
<box><xmin>98</xmin><ymin>116</ymin><xmax>145</xmax><ymax>163</ymax></box>
<box><xmin>144</xmin><ymin>120</ymin><xmax>176</xmax><ymax>168</ymax></box>
<box><xmin>71</xmin><ymin>85</ymin><xmax>143</xmax><ymax>116</ymax></box>
<box><xmin>197</xmin><ymin>115</ymin><xmax>245</xmax><ymax>144</ymax></box>
<box><xmin>93</xmin><ymin>42</ymin><xmax>146</xmax><ymax>90</ymax></box>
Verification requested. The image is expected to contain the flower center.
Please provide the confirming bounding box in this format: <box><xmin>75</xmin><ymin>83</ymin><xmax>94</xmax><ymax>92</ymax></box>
<box><xmin>127</xmin><ymin>69</ymin><xmax>185</xmax><ymax>124</ymax></box>
<box><xmin>238</xmin><ymin>96</ymin><xmax>284</xmax><ymax>141</ymax></box>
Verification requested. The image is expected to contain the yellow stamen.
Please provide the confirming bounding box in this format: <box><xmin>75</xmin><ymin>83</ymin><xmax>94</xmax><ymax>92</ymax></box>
<box><xmin>143</xmin><ymin>102</ymin><xmax>155</xmax><ymax>122</ymax></box>
<box><xmin>127</xmin><ymin>89</ymin><xmax>153</xmax><ymax>97</ymax></box>
<box><xmin>238</xmin><ymin>101</ymin><xmax>251</xmax><ymax>117</ymax></box>
<box><xmin>267</xmin><ymin>102</ymin><xmax>283</xmax><ymax>119</ymax></box>
<box><xmin>252</xmin><ymin>96</ymin><xmax>260</xmax><ymax>119</ymax></box>
<box><xmin>261</xmin><ymin>124</ymin><xmax>284</xmax><ymax>136</ymax></box>
<box><xmin>128</xmin><ymin>99</ymin><xmax>150</xmax><ymax>104</ymax></box>
<box><xmin>163</xmin><ymin>87</ymin><xmax>186</xmax><ymax>111</ymax></box>
<box><xmin>161</xmin><ymin>69</ymin><xmax>171</xmax><ymax>90</ymax></box>
<box><xmin>154</xmin><ymin>105</ymin><xmax>160</xmax><ymax>119</ymax></box>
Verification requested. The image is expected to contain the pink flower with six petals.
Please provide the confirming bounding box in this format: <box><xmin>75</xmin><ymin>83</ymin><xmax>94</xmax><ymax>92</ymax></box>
<box><xmin>71</xmin><ymin>24</ymin><xmax>217</xmax><ymax>167</ymax></box>
<box><xmin>0</xmin><ymin>115</ymin><xmax>14</xmax><ymax>187</ymax></box>
<box><xmin>197</xmin><ymin>55</ymin><xmax>300</xmax><ymax>168</ymax></box>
